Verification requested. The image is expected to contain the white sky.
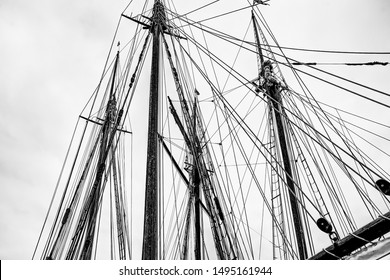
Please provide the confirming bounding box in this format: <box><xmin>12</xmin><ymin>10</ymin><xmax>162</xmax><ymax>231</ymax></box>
<box><xmin>0</xmin><ymin>0</ymin><xmax>389</xmax><ymax>259</ymax></box>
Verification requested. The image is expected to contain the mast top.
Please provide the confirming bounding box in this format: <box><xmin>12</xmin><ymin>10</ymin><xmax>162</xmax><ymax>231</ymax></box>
<box><xmin>152</xmin><ymin>0</ymin><xmax>167</xmax><ymax>30</ymax></box>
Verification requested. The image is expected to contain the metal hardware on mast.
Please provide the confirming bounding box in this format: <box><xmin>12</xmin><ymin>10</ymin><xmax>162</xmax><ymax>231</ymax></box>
<box><xmin>142</xmin><ymin>0</ymin><xmax>166</xmax><ymax>260</ymax></box>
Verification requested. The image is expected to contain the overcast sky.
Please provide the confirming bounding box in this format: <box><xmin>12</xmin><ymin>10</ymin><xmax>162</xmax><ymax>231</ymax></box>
<box><xmin>0</xmin><ymin>0</ymin><xmax>389</xmax><ymax>260</ymax></box>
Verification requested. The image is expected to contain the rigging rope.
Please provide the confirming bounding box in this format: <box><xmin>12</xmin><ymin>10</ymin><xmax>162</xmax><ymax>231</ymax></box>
<box><xmin>177</xmin><ymin>3</ymin><xmax>258</xmax><ymax>27</ymax></box>
<box><xmin>292</xmin><ymin>61</ymin><xmax>389</xmax><ymax>66</ymax></box>
<box><xmin>172</xmin><ymin>12</ymin><xmax>390</xmax><ymax>107</ymax></box>
<box><xmin>176</xmin><ymin>19</ymin><xmax>389</xmax><ymax>185</ymax></box>
<box><xmin>180</xmin><ymin>37</ymin><xmax>322</xmax><ymax>236</ymax></box>
<box><xmin>276</xmin><ymin>46</ymin><xmax>390</xmax><ymax>55</ymax></box>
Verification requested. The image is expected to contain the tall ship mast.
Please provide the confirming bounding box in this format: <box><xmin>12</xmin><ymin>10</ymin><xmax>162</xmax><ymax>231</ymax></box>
<box><xmin>33</xmin><ymin>0</ymin><xmax>390</xmax><ymax>260</ymax></box>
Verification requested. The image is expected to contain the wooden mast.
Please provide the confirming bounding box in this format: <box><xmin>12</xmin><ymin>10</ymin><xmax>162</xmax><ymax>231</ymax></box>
<box><xmin>142</xmin><ymin>0</ymin><xmax>166</xmax><ymax>260</ymax></box>
<box><xmin>192</xmin><ymin>96</ymin><xmax>202</xmax><ymax>260</ymax></box>
<box><xmin>267</xmin><ymin>83</ymin><xmax>308</xmax><ymax>259</ymax></box>
<box><xmin>252</xmin><ymin>11</ymin><xmax>308</xmax><ymax>259</ymax></box>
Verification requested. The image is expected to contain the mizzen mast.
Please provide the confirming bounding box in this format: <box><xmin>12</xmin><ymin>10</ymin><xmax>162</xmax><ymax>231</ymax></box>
<box><xmin>252</xmin><ymin>10</ymin><xmax>308</xmax><ymax>259</ymax></box>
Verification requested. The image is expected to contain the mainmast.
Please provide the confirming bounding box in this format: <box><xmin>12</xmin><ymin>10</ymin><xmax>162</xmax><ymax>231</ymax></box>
<box><xmin>142</xmin><ymin>0</ymin><xmax>166</xmax><ymax>260</ymax></box>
